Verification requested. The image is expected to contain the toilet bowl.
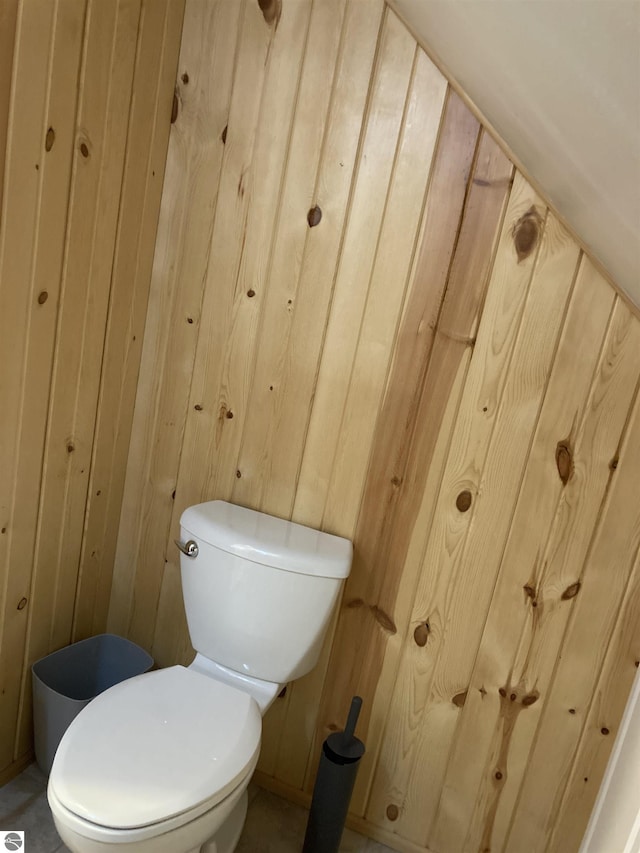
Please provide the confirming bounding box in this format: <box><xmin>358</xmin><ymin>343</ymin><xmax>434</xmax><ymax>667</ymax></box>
<box><xmin>48</xmin><ymin>501</ymin><xmax>352</xmax><ymax>853</ymax></box>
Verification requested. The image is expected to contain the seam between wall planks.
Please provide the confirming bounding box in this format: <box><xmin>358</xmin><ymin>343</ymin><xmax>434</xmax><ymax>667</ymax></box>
<box><xmin>151</xmin><ymin>0</ymin><xmax>309</xmax><ymax>665</ymax></box>
<box><xmin>251</xmin><ymin>0</ymin><xmax>356</xmax><ymax>770</ymax></box>
<box><xmin>308</xmin><ymin>85</ymin><xmax>482</xmax><ymax>817</ymax></box>
<box><xmin>229</xmin><ymin>0</ymin><xmax>317</xmax><ymax>514</ymax></box>
<box><xmin>444</xmin><ymin>261</ymin><xmax>618</xmax><ymax>853</ymax></box>
<box><xmin>113</xmin><ymin>0</ymin><xmax>245</xmax><ymax>644</ymax></box>
<box><xmin>368</xmin><ymin>176</ymin><xmax>550</xmax><ymax>844</ymax></box>
<box><xmin>12</xmin><ymin>0</ymin><xmax>89</xmax><ymax>761</ymax></box>
<box><xmin>286</xmin><ymin>0</ymin><xmax>389</xmax><ymax>536</ymax></box>
<box><xmin>361</xmin><ymin>127</ymin><xmax>514</xmax><ymax>821</ymax></box>
<box><xmin>290</xmin><ymin>2</ymin><xmax>388</xmax><ymax>524</ymax></box>
<box><xmin>0</xmin><ymin>0</ymin><xmax>19</xmax><ymax>226</ymax></box>
<box><xmin>497</xmin><ymin>296</ymin><xmax>623</xmax><ymax>847</ymax></box>
<box><xmin>266</xmin><ymin>0</ymin><xmax>390</xmax><ymax>787</ymax></box>
<box><xmin>68</xmin><ymin>0</ymin><xmax>145</xmax><ymax>641</ymax></box>
<box><xmin>547</xmin><ymin>403</ymin><xmax>640</xmax><ymax>852</ymax></box>
<box><xmin>355</xmin><ymin>84</ymin><xmax>480</xmax><ymax>816</ymax></box>
<box><xmin>320</xmin><ymin>40</ymin><xmax>421</xmax><ymax>534</ymax></box>
<box><xmin>46</xmin><ymin>0</ymin><xmax>129</xmax><ymax>653</ymax></box>
<box><xmin>0</xmin><ymin>0</ymin><xmax>74</xmax><ymax>771</ymax></box>
<box><xmin>504</xmin><ymin>366</ymin><xmax>640</xmax><ymax>853</ymax></box>
<box><xmin>451</xmin><ymin>248</ymin><xmax>583</xmax><ymax>853</ymax></box>
<box><xmin>82</xmin><ymin>0</ymin><xmax>186</xmax><ymax>638</ymax></box>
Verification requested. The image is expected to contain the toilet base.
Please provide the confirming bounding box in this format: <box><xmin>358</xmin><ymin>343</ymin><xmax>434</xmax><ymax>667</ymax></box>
<box><xmin>201</xmin><ymin>789</ymin><xmax>247</xmax><ymax>853</ymax></box>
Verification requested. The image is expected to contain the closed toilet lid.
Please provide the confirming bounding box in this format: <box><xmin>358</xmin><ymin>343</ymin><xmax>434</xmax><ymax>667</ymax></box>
<box><xmin>49</xmin><ymin>666</ymin><xmax>261</xmax><ymax>830</ymax></box>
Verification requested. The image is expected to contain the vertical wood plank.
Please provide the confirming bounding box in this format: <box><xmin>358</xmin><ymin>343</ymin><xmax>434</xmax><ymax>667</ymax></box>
<box><xmin>310</xmin><ymin>89</ymin><xmax>482</xmax><ymax>815</ymax></box>
<box><xmin>267</xmin><ymin>29</ymin><xmax>449</xmax><ymax>787</ymax></box>
<box><xmin>321</xmin><ymin>48</ymin><xmax>449</xmax><ymax>538</ymax></box>
<box><xmin>482</xmin><ymin>297</ymin><xmax>640</xmax><ymax>853</ymax></box>
<box><xmin>0</xmin><ymin>0</ymin><xmax>87</xmax><ymax>772</ymax></box>
<box><xmin>428</xmin><ymin>258</ymin><xmax>616</xmax><ymax>853</ymax></box>
<box><xmin>0</xmin><ymin>0</ymin><xmax>18</xmax><ymax>211</ymax></box>
<box><xmin>292</xmin><ymin>10</ymin><xmax>417</xmax><ymax>535</ymax></box>
<box><xmin>152</xmin><ymin>0</ymin><xmax>314</xmax><ymax>668</ymax></box>
<box><xmin>72</xmin><ymin>0</ymin><xmax>185</xmax><ymax>642</ymax></box>
<box><xmin>230</xmin><ymin>0</ymin><xmax>351</xmax><ymax>517</ymax></box>
<box><xmin>403</xmin><ymin>213</ymin><xmax>579</xmax><ymax>849</ymax></box>
<box><xmin>0</xmin><ymin>0</ymin><xmax>184</xmax><ymax>780</ymax></box>
<box><xmin>263</xmin><ymin>0</ymin><xmax>387</xmax><ymax>787</ymax></box>
<box><xmin>548</xmin><ymin>546</ymin><xmax>640</xmax><ymax>853</ymax></box>
<box><xmin>365</xmin><ymin>173</ymin><xmax>548</xmax><ymax>841</ymax></box>
<box><xmin>19</xmin><ymin>0</ymin><xmax>142</xmax><ymax>699</ymax></box>
<box><xmin>504</xmin><ymin>309</ymin><xmax>640</xmax><ymax>853</ymax></box>
<box><xmin>252</xmin><ymin>0</ymin><xmax>386</xmax><ymax>529</ymax></box>
<box><xmin>359</xmin><ymin>127</ymin><xmax>513</xmax><ymax>821</ymax></box>
<box><xmin>108</xmin><ymin>0</ymin><xmax>244</xmax><ymax>645</ymax></box>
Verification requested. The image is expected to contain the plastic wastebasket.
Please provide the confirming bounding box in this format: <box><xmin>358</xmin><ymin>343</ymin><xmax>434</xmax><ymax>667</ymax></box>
<box><xmin>32</xmin><ymin>633</ymin><xmax>153</xmax><ymax>775</ymax></box>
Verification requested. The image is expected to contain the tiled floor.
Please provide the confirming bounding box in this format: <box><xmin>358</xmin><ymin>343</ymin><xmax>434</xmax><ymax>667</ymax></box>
<box><xmin>0</xmin><ymin>764</ymin><xmax>396</xmax><ymax>852</ymax></box>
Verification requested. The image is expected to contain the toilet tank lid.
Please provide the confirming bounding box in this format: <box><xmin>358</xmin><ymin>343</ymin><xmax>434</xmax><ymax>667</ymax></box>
<box><xmin>180</xmin><ymin>501</ymin><xmax>352</xmax><ymax>578</ymax></box>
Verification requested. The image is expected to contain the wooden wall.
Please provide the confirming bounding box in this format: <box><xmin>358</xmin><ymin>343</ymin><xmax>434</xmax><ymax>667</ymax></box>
<box><xmin>0</xmin><ymin>0</ymin><xmax>184</xmax><ymax>784</ymax></box>
<box><xmin>106</xmin><ymin>2</ymin><xmax>640</xmax><ymax>852</ymax></box>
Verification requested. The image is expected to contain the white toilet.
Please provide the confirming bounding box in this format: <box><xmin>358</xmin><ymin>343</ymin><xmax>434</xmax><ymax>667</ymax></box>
<box><xmin>47</xmin><ymin>500</ymin><xmax>352</xmax><ymax>853</ymax></box>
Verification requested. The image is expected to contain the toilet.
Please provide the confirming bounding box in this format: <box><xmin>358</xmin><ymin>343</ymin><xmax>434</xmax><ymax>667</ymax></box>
<box><xmin>47</xmin><ymin>500</ymin><xmax>352</xmax><ymax>853</ymax></box>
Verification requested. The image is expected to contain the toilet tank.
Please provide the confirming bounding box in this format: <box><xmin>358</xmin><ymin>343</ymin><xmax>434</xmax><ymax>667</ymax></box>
<box><xmin>178</xmin><ymin>501</ymin><xmax>352</xmax><ymax>684</ymax></box>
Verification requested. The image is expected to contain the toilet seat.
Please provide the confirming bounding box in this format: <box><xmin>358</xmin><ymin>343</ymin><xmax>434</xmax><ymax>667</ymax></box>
<box><xmin>48</xmin><ymin>764</ymin><xmax>253</xmax><ymax>845</ymax></box>
<box><xmin>49</xmin><ymin>665</ymin><xmax>261</xmax><ymax>833</ymax></box>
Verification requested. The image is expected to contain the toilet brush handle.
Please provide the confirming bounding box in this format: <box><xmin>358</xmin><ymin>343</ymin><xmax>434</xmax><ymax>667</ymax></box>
<box><xmin>343</xmin><ymin>696</ymin><xmax>362</xmax><ymax>744</ymax></box>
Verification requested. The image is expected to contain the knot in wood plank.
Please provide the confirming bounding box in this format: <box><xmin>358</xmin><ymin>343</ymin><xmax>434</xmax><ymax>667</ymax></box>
<box><xmin>561</xmin><ymin>580</ymin><xmax>581</xmax><ymax>600</ymax></box>
<box><xmin>370</xmin><ymin>604</ymin><xmax>396</xmax><ymax>634</ymax></box>
<box><xmin>512</xmin><ymin>206</ymin><xmax>543</xmax><ymax>262</ymax></box>
<box><xmin>257</xmin><ymin>0</ymin><xmax>282</xmax><ymax>28</ymax></box>
<box><xmin>307</xmin><ymin>205</ymin><xmax>322</xmax><ymax>228</ymax></box>
<box><xmin>456</xmin><ymin>490</ymin><xmax>473</xmax><ymax>512</ymax></box>
<box><xmin>413</xmin><ymin>621</ymin><xmax>430</xmax><ymax>647</ymax></box>
<box><xmin>555</xmin><ymin>439</ymin><xmax>574</xmax><ymax>485</ymax></box>
<box><xmin>452</xmin><ymin>689</ymin><xmax>468</xmax><ymax>708</ymax></box>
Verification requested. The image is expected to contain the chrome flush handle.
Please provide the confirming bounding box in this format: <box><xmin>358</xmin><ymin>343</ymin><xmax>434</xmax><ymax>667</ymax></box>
<box><xmin>174</xmin><ymin>538</ymin><xmax>199</xmax><ymax>558</ymax></box>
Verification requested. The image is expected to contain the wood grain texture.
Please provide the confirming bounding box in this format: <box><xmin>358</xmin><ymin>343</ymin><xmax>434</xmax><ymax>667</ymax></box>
<box><xmin>0</xmin><ymin>0</ymin><xmax>183</xmax><ymax>778</ymax></box>
<box><xmin>309</xmin><ymin>88</ymin><xmax>481</xmax><ymax>815</ymax></box>
<box><xmin>151</xmin><ymin>0</ymin><xmax>314</xmax><ymax>671</ymax></box>
<box><xmin>0</xmin><ymin>0</ymin><xmax>18</xmax><ymax>214</ymax></box>
<box><xmin>71</xmin><ymin>0</ymin><xmax>185</xmax><ymax>643</ymax></box>
<box><xmin>504</xmin><ymin>305</ymin><xmax>640</xmax><ymax>853</ymax></box>
<box><xmin>108</xmin><ymin>0</ymin><xmax>243</xmax><ymax>651</ymax></box>
<box><xmin>429</xmin><ymin>257</ymin><xmax>616</xmax><ymax>853</ymax></box>
<box><xmin>100</xmin><ymin>2</ymin><xmax>640</xmax><ymax>851</ymax></box>
<box><xmin>292</xmin><ymin>8</ymin><xmax>418</xmax><ymax>535</ymax></box>
<box><xmin>0</xmin><ymin>0</ymin><xmax>88</xmax><ymax>773</ymax></box>
<box><xmin>269</xmin><ymin>0</ymin><xmax>386</xmax><ymax>789</ymax></box>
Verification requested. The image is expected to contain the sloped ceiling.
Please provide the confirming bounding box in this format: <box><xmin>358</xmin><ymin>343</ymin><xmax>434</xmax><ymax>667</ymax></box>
<box><xmin>391</xmin><ymin>0</ymin><xmax>640</xmax><ymax>307</ymax></box>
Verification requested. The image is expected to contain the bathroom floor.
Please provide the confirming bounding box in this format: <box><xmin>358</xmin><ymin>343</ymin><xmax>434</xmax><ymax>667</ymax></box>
<box><xmin>0</xmin><ymin>764</ymin><xmax>397</xmax><ymax>853</ymax></box>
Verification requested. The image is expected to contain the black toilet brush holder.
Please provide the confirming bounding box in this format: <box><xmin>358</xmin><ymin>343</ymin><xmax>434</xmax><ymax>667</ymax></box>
<box><xmin>302</xmin><ymin>696</ymin><xmax>365</xmax><ymax>853</ymax></box>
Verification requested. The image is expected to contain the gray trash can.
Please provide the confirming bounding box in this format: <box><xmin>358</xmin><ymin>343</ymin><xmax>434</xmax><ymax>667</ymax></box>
<box><xmin>32</xmin><ymin>633</ymin><xmax>153</xmax><ymax>775</ymax></box>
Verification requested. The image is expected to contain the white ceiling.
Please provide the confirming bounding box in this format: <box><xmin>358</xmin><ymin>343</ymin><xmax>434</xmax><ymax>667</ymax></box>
<box><xmin>391</xmin><ymin>0</ymin><xmax>640</xmax><ymax>307</ymax></box>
